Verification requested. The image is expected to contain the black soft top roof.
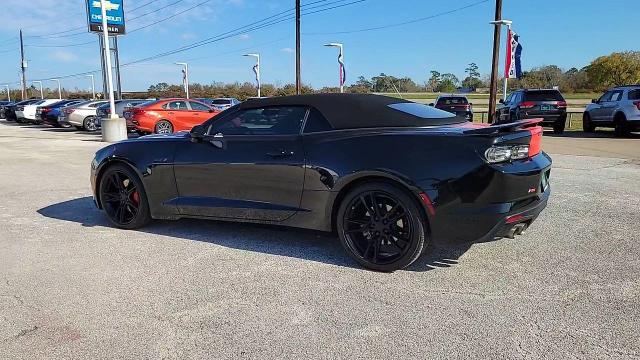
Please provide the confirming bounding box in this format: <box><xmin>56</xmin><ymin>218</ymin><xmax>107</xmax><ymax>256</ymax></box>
<box><xmin>240</xmin><ymin>93</ymin><xmax>459</xmax><ymax>129</ymax></box>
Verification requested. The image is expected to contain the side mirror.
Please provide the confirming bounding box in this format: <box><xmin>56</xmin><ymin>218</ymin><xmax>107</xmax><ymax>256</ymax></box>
<box><xmin>591</xmin><ymin>99</ymin><xmax>598</xmax><ymax>104</ymax></box>
<box><xmin>190</xmin><ymin>124</ymin><xmax>206</xmax><ymax>142</ymax></box>
<box><xmin>428</xmin><ymin>103</ymin><xmax>434</xmax><ymax>107</ymax></box>
<box><xmin>469</xmin><ymin>102</ymin><xmax>473</xmax><ymax>106</ymax></box>
<box><xmin>208</xmin><ymin>109</ymin><xmax>215</xmax><ymax>113</ymax></box>
<box><xmin>499</xmin><ymin>99</ymin><xmax>505</xmax><ymax>104</ymax></box>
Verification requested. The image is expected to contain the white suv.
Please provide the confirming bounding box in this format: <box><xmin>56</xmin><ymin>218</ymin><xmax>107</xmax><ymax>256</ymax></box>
<box><xmin>584</xmin><ymin>85</ymin><xmax>640</xmax><ymax>137</ymax></box>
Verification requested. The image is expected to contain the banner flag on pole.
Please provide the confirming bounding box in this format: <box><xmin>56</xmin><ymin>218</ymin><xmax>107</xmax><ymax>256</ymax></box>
<box><xmin>505</xmin><ymin>29</ymin><xmax>522</xmax><ymax>79</ymax></box>
<box><xmin>338</xmin><ymin>52</ymin><xmax>346</xmax><ymax>86</ymax></box>
<box><xmin>252</xmin><ymin>63</ymin><xmax>260</xmax><ymax>87</ymax></box>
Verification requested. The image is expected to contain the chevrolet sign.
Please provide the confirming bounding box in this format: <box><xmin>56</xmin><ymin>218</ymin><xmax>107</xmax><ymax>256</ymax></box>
<box><xmin>86</xmin><ymin>0</ymin><xmax>126</xmax><ymax>35</ymax></box>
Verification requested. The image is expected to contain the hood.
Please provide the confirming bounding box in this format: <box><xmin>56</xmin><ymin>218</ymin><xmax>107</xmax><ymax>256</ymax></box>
<box><xmin>117</xmin><ymin>131</ymin><xmax>191</xmax><ymax>144</ymax></box>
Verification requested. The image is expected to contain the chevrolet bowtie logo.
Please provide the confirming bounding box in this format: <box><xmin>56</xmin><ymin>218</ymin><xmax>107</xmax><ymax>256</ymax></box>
<box><xmin>92</xmin><ymin>1</ymin><xmax>120</xmax><ymax>11</ymax></box>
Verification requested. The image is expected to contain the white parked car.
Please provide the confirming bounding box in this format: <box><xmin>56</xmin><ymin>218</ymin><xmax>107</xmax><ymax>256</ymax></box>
<box><xmin>67</xmin><ymin>100</ymin><xmax>108</xmax><ymax>131</ymax></box>
<box><xmin>15</xmin><ymin>99</ymin><xmax>60</xmax><ymax>123</ymax></box>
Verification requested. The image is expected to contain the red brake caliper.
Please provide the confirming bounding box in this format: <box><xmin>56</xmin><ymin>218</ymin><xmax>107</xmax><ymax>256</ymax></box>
<box><xmin>131</xmin><ymin>191</ymin><xmax>140</xmax><ymax>205</ymax></box>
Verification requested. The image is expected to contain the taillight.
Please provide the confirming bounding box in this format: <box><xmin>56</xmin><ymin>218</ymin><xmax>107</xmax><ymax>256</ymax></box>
<box><xmin>42</xmin><ymin>107</ymin><xmax>50</xmax><ymax>113</ymax></box>
<box><xmin>519</xmin><ymin>101</ymin><xmax>535</xmax><ymax>109</ymax></box>
<box><xmin>64</xmin><ymin>108</ymin><xmax>75</xmax><ymax>115</ymax></box>
<box><xmin>484</xmin><ymin>126</ymin><xmax>542</xmax><ymax>164</ymax></box>
<box><xmin>634</xmin><ymin>100</ymin><xmax>640</xmax><ymax>111</ymax></box>
<box><xmin>556</xmin><ymin>100</ymin><xmax>567</xmax><ymax>108</ymax></box>
<box><xmin>527</xmin><ymin>126</ymin><xmax>542</xmax><ymax>157</ymax></box>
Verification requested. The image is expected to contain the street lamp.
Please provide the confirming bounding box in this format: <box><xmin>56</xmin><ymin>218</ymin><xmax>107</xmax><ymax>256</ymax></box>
<box><xmin>4</xmin><ymin>85</ymin><xmax>10</xmax><ymax>102</ymax></box>
<box><xmin>324</xmin><ymin>43</ymin><xmax>345</xmax><ymax>93</ymax></box>
<box><xmin>86</xmin><ymin>74</ymin><xmax>96</xmax><ymax>99</ymax></box>
<box><xmin>175</xmin><ymin>62</ymin><xmax>190</xmax><ymax>99</ymax></box>
<box><xmin>243</xmin><ymin>53</ymin><xmax>260</xmax><ymax>97</ymax></box>
<box><xmin>490</xmin><ymin>19</ymin><xmax>512</xmax><ymax>101</ymax></box>
<box><xmin>32</xmin><ymin>81</ymin><xmax>44</xmax><ymax>99</ymax></box>
<box><xmin>50</xmin><ymin>78</ymin><xmax>61</xmax><ymax>99</ymax></box>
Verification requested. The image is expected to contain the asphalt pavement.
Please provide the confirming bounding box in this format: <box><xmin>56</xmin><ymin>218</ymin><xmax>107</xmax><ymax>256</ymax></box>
<box><xmin>0</xmin><ymin>122</ymin><xmax>638</xmax><ymax>359</ymax></box>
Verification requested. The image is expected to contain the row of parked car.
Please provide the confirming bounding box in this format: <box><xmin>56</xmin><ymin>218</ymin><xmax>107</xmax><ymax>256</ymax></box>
<box><xmin>0</xmin><ymin>97</ymin><xmax>242</xmax><ymax>134</ymax></box>
<box><xmin>430</xmin><ymin>85</ymin><xmax>640</xmax><ymax>136</ymax></box>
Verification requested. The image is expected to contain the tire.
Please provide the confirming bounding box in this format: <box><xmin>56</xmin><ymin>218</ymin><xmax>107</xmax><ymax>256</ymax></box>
<box><xmin>553</xmin><ymin>120</ymin><xmax>565</xmax><ymax>134</ymax></box>
<box><xmin>614</xmin><ymin>114</ymin><xmax>629</xmax><ymax>138</ymax></box>
<box><xmin>583</xmin><ymin>113</ymin><xmax>595</xmax><ymax>132</ymax></box>
<box><xmin>154</xmin><ymin>120</ymin><xmax>173</xmax><ymax>134</ymax></box>
<box><xmin>98</xmin><ymin>164</ymin><xmax>151</xmax><ymax>230</ymax></box>
<box><xmin>337</xmin><ymin>182</ymin><xmax>428</xmax><ymax>272</ymax></box>
<box><xmin>83</xmin><ymin>116</ymin><xmax>99</xmax><ymax>132</ymax></box>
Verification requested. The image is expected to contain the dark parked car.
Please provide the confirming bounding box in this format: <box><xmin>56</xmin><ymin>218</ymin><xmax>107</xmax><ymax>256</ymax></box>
<box><xmin>430</xmin><ymin>95</ymin><xmax>473</xmax><ymax>121</ymax></box>
<box><xmin>96</xmin><ymin>99</ymin><xmax>149</xmax><ymax>131</ymax></box>
<box><xmin>0</xmin><ymin>101</ymin><xmax>14</xmax><ymax>119</ymax></box>
<box><xmin>496</xmin><ymin>89</ymin><xmax>567</xmax><ymax>134</ymax></box>
<box><xmin>3</xmin><ymin>99</ymin><xmax>41</xmax><ymax>122</ymax></box>
<box><xmin>91</xmin><ymin>94</ymin><xmax>551</xmax><ymax>272</ymax></box>
<box><xmin>583</xmin><ymin>85</ymin><xmax>640</xmax><ymax>137</ymax></box>
<box><xmin>39</xmin><ymin>99</ymin><xmax>85</xmax><ymax>126</ymax></box>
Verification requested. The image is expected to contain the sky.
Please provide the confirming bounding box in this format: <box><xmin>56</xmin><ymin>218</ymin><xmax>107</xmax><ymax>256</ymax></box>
<box><xmin>0</xmin><ymin>0</ymin><xmax>637</xmax><ymax>93</ymax></box>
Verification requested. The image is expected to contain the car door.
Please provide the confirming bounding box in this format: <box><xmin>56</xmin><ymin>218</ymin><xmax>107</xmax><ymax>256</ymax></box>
<box><xmin>188</xmin><ymin>101</ymin><xmax>215</xmax><ymax>128</ymax></box>
<box><xmin>600</xmin><ymin>90</ymin><xmax>622</xmax><ymax>123</ymax></box>
<box><xmin>591</xmin><ymin>91</ymin><xmax>612</xmax><ymax>121</ymax></box>
<box><xmin>162</xmin><ymin>100</ymin><xmax>190</xmax><ymax>130</ymax></box>
<box><xmin>172</xmin><ymin>105</ymin><xmax>308</xmax><ymax>221</ymax></box>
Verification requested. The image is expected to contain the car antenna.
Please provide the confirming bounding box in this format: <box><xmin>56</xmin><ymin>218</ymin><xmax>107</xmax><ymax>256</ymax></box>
<box><xmin>391</xmin><ymin>82</ymin><xmax>403</xmax><ymax>99</ymax></box>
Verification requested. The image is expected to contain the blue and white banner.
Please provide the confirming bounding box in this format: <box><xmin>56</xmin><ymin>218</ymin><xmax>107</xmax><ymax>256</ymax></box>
<box><xmin>338</xmin><ymin>52</ymin><xmax>346</xmax><ymax>87</ymax></box>
<box><xmin>252</xmin><ymin>63</ymin><xmax>260</xmax><ymax>88</ymax></box>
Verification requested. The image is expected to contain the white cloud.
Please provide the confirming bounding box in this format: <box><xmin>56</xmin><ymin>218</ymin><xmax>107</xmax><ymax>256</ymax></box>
<box><xmin>238</xmin><ymin>34</ymin><xmax>250</xmax><ymax>41</ymax></box>
<box><xmin>181</xmin><ymin>33</ymin><xmax>197</xmax><ymax>40</ymax></box>
<box><xmin>50</xmin><ymin>50</ymin><xmax>78</xmax><ymax>62</ymax></box>
<box><xmin>281</xmin><ymin>47</ymin><xmax>294</xmax><ymax>54</ymax></box>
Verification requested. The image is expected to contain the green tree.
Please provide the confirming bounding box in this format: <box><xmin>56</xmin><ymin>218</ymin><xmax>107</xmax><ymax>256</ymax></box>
<box><xmin>585</xmin><ymin>51</ymin><xmax>640</xmax><ymax>90</ymax></box>
<box><xmin>426</xmin><ymin>71</ymin><xmax>441</xmax><ymax>92</ymax></box>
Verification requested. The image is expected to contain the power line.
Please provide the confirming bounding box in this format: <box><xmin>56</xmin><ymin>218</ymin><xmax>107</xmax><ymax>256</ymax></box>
<box><xmin>128</xmin><ymin>0</ymin><xmax>213</xmax><ymax>34</ymax></box>
<box><xmin>128</xmin><ymin>0</ymin><xmax>186</xmax><ymax>21</ymax></box>
<box><xmin>129</xmin><ymin>0</ymin><xmax>157</xmax><ymax>13</ymax></box>
<box><xmin>2</xmin><ymin>0</ymin><xmax>370</xmax><ymax>83</ymax></box>
<box><xmin>304</xmin><ymin>0</ymin><xmax>489</xmax><ymax>35</ymax></box>
<box><xmin>24</xmin><ymin>40</ymin><xmax>95</xmax><ymax>48</ymax></box>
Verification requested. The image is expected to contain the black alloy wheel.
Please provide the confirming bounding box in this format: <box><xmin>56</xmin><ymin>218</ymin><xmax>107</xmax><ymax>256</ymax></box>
<box><xmin>99</xmin><ymin>164</ymin><xmax>151</xmax><ymax>229</ymax></box>
<box><xmin>583</xmin><ymin>113</ymin><xmax>595</xmax><ymax>133</ymax></box>
<box><xmin>337</xmin><ymin>182</ymin><xmax>427</xmax><ymax>272</ymax></box>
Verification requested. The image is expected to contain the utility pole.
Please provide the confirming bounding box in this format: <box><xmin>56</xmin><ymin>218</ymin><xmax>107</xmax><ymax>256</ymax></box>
<box><xmin>488</xmin><ymin>0</ymin><xmax>502</xmax><ymax>123</ymax></box>
<box><xmin>295</xmin><ymin>0</ymin><xmax>301</xmax><ymax>95</ymax></box>
<box><xmin>19</xmin><ymin>29</ymin><xmax>27</xmax><ymax>100</ymax></box>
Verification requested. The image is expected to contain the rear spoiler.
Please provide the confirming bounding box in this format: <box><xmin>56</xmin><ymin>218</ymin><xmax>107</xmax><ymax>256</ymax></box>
<box><xmin>463</xmin><ymin>118</ymin><xmax>543</xmax><ymax>135</ymax></box>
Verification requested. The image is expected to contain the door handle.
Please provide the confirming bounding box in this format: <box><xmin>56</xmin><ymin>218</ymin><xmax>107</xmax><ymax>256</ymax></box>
<box><xmin>266</xmin><ymin>150</ymin><xmax>294</xmax><ymax>158</ymax></box>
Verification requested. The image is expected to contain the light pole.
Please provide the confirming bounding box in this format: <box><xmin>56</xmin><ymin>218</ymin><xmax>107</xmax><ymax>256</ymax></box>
<box><xmin>243</xmin><ymin>53</ymin><xmax>260</xmax><ymax>97</ymax></box>
<box><xmin>100</xmin><ymin>0</ymin><xmax>126</xmax><ymax>142</ymax></box>
<box><xmin>4</xmin><ymin>85</ymin><xmax>10</xmax><ymax>102</ymax></box>
<box><xmin>324</xmin><ymin>43</ymin><xmax>345</xmax><ymax>93</ymax></box>
<box><xmin>32</xmin><ymin>81</ymin><xmax>43</xmax><ymax>99</ymax></box>
<box><xmin>86</xmin><ymin>74</ymin><xmax>96</xmax><ymax>99</ymax></box>
<box><xmin>490</xmin><ymin>19</ymin><xmax>512</xmax><ymax>101</ymax></box>
<box><xmin>175</xmin><ymin>62</ymin><xmax>190</xmax><ymax>99</ymax></box>
<box><xmin>50</xmin><ymin>78</ymin><xmax>61</xmax><ymax>99</ymax></box>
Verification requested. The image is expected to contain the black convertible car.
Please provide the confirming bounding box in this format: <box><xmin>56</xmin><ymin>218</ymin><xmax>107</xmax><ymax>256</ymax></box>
<box><xmin>91</xmin><ymin>94</ymin><xmax>551</xmax><ymax>271</ymax></box>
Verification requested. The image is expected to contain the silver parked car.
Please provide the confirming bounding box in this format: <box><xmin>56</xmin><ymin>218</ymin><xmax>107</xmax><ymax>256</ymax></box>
<box><xmin>67</xmin><ymin>100</ymin><xmax>108</xmax><ymax>132</ymax></box>
<box><xmin>583</xmin><ymin>85</ymin><xmax>640</xmax><ymax>137</ymax></box>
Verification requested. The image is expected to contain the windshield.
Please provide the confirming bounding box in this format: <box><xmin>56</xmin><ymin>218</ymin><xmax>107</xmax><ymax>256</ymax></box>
<box><xmin>436</xmin><ymin>97</ymin><xmax>469</xmax><ymax>106</ymax></box>
<box><xmin>212</xmin><ymin>99</ymin><xmax>232</xmax><ymax>105</ymax></box>
<box><xmin>524</xmin><ymin>91</ymin><xmax>563</xmax><ymax>101</ymax></box>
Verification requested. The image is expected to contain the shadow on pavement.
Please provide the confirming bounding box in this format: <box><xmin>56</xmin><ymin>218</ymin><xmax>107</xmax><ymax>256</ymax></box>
<box><xmin>37</xmin><ymin>196</ymin><xmax>473</xmax><ymax>272</ymax></box>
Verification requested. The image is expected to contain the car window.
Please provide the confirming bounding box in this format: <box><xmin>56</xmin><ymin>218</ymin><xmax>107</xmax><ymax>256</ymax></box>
<box><xmin>598</xmin><ymin>91</ymin><xmax>613</xmax><ymax>103</ymax></box>
<box><xmin>89</xmin><ymin>102</ymin><xmax>107</xmax><ymax>108</ymax></box>
<box><xmin>209</xmin><ymin>106</ymin><xmax>307</xmax><ymax>136</ymax></box>
<box><xmin>609</xmin><ymin>90</ymin><xmax>623</xmax><ymax>102</ymax></box>
<box><xmin>163</xmin><ymin>101</ymin><xmax>188</xmax><ymax>110</ymax></box>
<box><xmin>628</xmin><ymin>89</ymin><xmax>640</xmax><ymax>100</ymax></box>
<box><xmin>436</xmin><ymin>97</ymin><xmax>468</xmax><ymax>106</ymax></box>
<box><xmin>504</xmin><ymin>93</ymin><xmax>513</xmax><ymax>104</ymax></box>
<box><xmin>189</xmin><ymin>101</ymin><xmax>211</xmax><ymax>111</ymax></box>
<box><xmin>211</xmin><ymin>99</ymin><xmax>232</xmax><ymax>105</ymax></box>
<box><xmin>524</xmin><ymin>91</ymin><xmax>563</xmax><ymax>102</ymax></box>
<box><xmin>303</xmin><ymin>107</ymin><xmax>332</xmax><ymax>133</ymax></box>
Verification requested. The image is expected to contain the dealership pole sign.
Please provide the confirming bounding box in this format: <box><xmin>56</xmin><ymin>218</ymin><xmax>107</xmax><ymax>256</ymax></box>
<box><xmin>86</xmin><ymin>0</ymin><xmax>126</xmax><ymax>35</ymax></box>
